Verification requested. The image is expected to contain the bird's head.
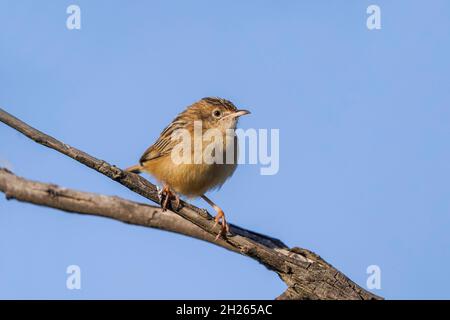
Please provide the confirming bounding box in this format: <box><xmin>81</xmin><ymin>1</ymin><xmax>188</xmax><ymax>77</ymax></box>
<box><xmin>187</xmin><ymin>97</ymin><xmax>250</xmax><ymax>131</ymax></box>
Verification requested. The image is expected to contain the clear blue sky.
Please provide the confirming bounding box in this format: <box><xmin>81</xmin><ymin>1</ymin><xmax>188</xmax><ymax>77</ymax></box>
<box><xmin>1</xmin><ymin>0</ymin><xmax>449</xmax><ymax>299</ymax></box>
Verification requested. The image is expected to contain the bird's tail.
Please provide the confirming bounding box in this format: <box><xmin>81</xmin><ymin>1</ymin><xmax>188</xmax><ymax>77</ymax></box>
<box><xmin>125</xmin><ymin>164</ymin><xmax>143</xmax><ymax>174</ymax></box>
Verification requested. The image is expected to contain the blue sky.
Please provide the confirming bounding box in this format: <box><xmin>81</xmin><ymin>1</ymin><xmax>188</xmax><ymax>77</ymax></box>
<box><xmin>1</xmin><ymin>0</ymin><xmax>449</xmax><ymax>299</ymax></box>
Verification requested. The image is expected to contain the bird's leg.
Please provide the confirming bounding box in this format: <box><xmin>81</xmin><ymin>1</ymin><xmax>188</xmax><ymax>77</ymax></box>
<box><xmin>174</xmin><ymin>193</ymin><xmax>181</xmax><ymax>210</ymax></box>
<box><xmin>201</xmin><ymin>195</ymin><xmax>230</xmax><ymax>240</ymax></box>
<box><xmin>158</xmin><ymin>185</ymin><xmax>181</xmax><ymax>211</ymax></box>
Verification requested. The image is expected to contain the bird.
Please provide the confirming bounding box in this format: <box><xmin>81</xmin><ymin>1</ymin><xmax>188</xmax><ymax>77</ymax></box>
<box><xmin>125</xmin><ymin>97</ymin><xmax>250</xmax><ymax>239</ymax></box>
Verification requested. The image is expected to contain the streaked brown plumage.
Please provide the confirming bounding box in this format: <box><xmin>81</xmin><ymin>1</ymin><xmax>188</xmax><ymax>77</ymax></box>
<box><xmin>126</xmin><ymin>97</ymin><xmax>250</xmax><ymax>239</ymax></box>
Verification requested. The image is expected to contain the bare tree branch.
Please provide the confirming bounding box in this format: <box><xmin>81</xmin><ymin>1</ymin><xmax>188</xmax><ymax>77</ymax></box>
<box><xmin>0</xmin><ymin>107</ymin><xmax>382</xmax><ymax>300</ymax></box>
<box><xmin>0</xmin><ymin>168</ymin><xmax>225</xmax><ymax>246</ymax></box>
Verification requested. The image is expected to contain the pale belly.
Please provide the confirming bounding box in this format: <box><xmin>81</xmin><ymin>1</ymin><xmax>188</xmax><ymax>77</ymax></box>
<box><xmin>143</xmin><ymin>135</ymin><xmax>238</xmax><ymax>197</ymax></box>
<box><xmin>144</xmin><ymin>159</ymin><xmax>237</xmax><ymax>197</ymax></box>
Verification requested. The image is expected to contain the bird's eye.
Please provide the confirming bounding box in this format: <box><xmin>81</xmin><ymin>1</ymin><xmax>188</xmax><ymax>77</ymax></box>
<box><xmin>212</xmin><ymin>109</ymin><xmax>222</xmax><ymax>118</ymax></box>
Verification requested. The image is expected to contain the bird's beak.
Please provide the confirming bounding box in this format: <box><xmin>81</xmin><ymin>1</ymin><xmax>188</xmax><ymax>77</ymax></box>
<box><xmin>232</xmin><ymin>109</ymin><xmax>251</xmax><ymax>118</ymax></box>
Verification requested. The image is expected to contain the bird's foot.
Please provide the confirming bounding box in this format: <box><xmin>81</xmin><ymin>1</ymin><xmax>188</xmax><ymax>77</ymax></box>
<box><xmin>158</xmin><ymin>185</ymin><xmax>181</xmax><ymax>211</ymax></box>
<box><xmin>213</xmin><ymin>209</ymin><xmax>230</xmax><ymax>240</ymax></box>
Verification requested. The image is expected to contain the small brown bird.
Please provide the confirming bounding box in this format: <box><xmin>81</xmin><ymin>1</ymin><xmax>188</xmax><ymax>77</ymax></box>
<box><xmin>126</xmin><ymin>97</ymin><xmax>250</xmax><ymax>239</ymax></box>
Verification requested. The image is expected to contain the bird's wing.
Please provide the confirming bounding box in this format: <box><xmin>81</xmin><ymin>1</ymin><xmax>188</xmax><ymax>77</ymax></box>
<box><xmin>139</xmin><ymin>119</ymin><xmax>187</xmax><ymax>164</ymax></box>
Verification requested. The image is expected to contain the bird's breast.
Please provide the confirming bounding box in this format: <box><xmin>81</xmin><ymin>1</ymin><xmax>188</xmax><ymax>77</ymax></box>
<box><xmin>143</xmin><ymin>132</ymin><xmax>238</xmax><ymax>197</ymax></box>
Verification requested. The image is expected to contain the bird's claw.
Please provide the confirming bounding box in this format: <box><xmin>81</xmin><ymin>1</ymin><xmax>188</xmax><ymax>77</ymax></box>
<box><xmin>158</xmin><ymin>185</ymin><xmax>181</xmax><ymax>212</ymax></box>
<box><xmin>213</xmin><ymin>211</ymin><xmax>230</xmax><ymax>240</ymax></box>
